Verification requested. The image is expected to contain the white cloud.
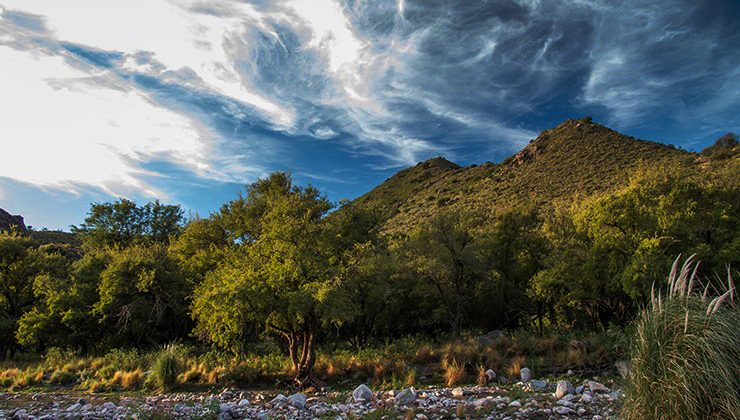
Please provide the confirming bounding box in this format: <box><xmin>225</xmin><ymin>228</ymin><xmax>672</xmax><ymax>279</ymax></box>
<box><xmin>0</xmin><ymin>45</ymin><xmax>210</xmax><ymax>197</ymax></box>
<box><xmin>1</xmin><ymin>0</ymin><xmax>294</xmax><ymax>126</ymax></box>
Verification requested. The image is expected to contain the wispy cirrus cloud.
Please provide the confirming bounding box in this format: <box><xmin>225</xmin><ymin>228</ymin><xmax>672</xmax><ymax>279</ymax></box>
<box><xmin>0</xmin><ymin>0</ymin><xmax>738</xmax><ymax>230</ymax></box>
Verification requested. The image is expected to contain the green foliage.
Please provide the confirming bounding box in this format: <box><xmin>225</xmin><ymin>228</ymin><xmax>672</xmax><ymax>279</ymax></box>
<box><xmin>193</xmin><ymin>173</ymin><xmax>373</xmax><ymax>383</ymax></box>
<box><xmin>72</xmin><ymin>198</ymin><xmax>183</xmax><ymax>248</ymax></box>
<box><xmin>530</xmin><ymin>165</ymin><xmax>739</xmax><ymax>328</ymax></box>
<box><xmin>95</xmin><ymin>244</ymin><xmax>191</xmax><ymax>346</ymax></box>
<box><xmin>623</xmin><ymin>258</ymin><xmax>740</xmax><ymax>420</ymax></box>
<box><xmin>151</xmin><ymin>344</ymin><xmax>184</xmax><ymax>391</ymax></box>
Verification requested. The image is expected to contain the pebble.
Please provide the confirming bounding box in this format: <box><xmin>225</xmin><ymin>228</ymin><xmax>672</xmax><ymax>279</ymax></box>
<box><xmin>0</xmin><ymin>376</ymin><xmax>622</xmax><ymax>419</ymax></box>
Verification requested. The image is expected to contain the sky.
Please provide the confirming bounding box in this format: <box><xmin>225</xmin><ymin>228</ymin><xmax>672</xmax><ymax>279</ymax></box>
<box><xmin>1</xmin><ymin>0</ymin><xmax>738</xmax><ymax>230</ymax></box>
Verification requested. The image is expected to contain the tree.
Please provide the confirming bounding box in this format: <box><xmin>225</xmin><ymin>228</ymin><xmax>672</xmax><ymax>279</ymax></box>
<box><xmin>478</xmin><ymin>207</ymin><xmax>548</xmax><ymax>331</ymax></box>
<box><xmin>192</xmin><ymin>173</ymin><xmax>370</xmax><ymax>385</ymax></box>
<box><xmin>95</xmin><ymin>244</ymin><xmax>191</xmax><ymax>346</ymax></box>
<box><xmin>402</xmin><ymin>212</ymin><xmax>483</xmax><ymax>337</ymax></box>
<box><xmin>17</xmin><ymin>249</ymin><xmax>105</xmax><ymax>351</ymax></box>
<box><xmin>0</xmin><ymin>233</ymin><xmax>37</xmax><ymax>359</ymax></box>
<box><xmin>170</xmin><ymin>216</ymin><xmax>230</xmax><ymax>285</ymax></box>
<box><xmin>530</xmin><ymin>166</ymin><xmax>739</xmax><ymax>328</ymax></box>
<box><xmin>72</xmin><ymin>198</ymin><xmax>183</xmax><ymax>248</ymax></box>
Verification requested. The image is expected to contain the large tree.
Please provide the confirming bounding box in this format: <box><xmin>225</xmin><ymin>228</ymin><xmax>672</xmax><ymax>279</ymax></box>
<box><xmin>402</xmin><ymin>212</ymin><xmax>484</xmax><ymax>337</ymax></box>
<box><xmin>192</xmin><ymin>173</ymin><xmax>371</xmax><ymax>385</ymax></box>
<box><xmin>72</xmin><ymin>198</ymin><xmax>183</xmax><ymax>248</ymax></box>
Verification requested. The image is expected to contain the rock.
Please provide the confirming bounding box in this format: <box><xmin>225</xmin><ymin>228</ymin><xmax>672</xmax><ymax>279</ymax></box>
<box><xmin>575</xmin><ymin>385</ymin><xmax>585</xmax><ymax>394</ymax></box>
<box><xmin>219</xmin><ymin>402</ymin><xmax>234</xmax><ymax>413</ymax></box>
<box><xmin>530</xmin><ymin>379</ymin><xmax>548</xmax><ymax>391</ymax></box>
<box><xmin>287</xmin><ymin>393</ymin><xmax>307</xmax><ymax>409</ymax></box>
<box><xmin>485</xmin><ymin>369</ymin><xmax>497</xmax><ymax>382</ymax></box>
<box><xmin>395</xmin><ymin>388</ymin><xmax>417</xmax><ymax>406</ymax></box>
<box><xmin>76</xmin><ymin>398</ymin><xmax>88</xmax><ymax>406</ymax></box>
<box><xmin>238</xmin><ymin>398</ymin><xmax>250</xmax><ymax>407</ymax></box>
<box><xmin>587</xmin><ymin>380</ymin><xmax>609</xmax><ymax>393</ymax></box>
<box><xmin>498</xmin><ymin>376</ymin><xmax>510</xmax><ymax>385</ymax></box>
<box><xmin>581</xmin><ymin>393</ymin><xmax>594</xmax><ymax>403</ymax></box>
<box><xmin>520</xmin><ymin>367</ymin><xmax>532</xmax><ymax>382</ymax></box>
<box><xmin>353</xmin><ymin>384</ymin><xmax>373</xmax><ymax>402</ymax></box>
<box><xmin>271</xmin><ymin>394</ymin><xmax>287</xmax><ymax>404</ymax></box>
<box><xmin>567</xmin><ymin>369</ymin><xmax>574</xmax><ymax>375</ymax></box>
<box><xmin>217</xmin><ymin>412</ymin><xmax>233</xmax><ymax>420</ymax></box>
<box><xmin>615</xmin><ymin>360</ymin><xmax>630</xmax><ymax>378</ymax></box>
<box><xmin>578</xmin><ymin>407</ymin><xmax>588</xmax><ymax>416</ymax></box>
<box><xmin>12</xmin><ymin>409</ymin><xmax>29</xmax><ymax>420</ymax></box>
<box><xmin>554</xmin><ymin>406</ymin><xmax>574</xmax><ymax>415</ymax></box>
<box><xmin>68</xmin><ymin>403</ymin><xmax>82</xmax><ymax>411</ymax></box>
<box><xmin>102</xmin><ymin>402</ymin><xmax>116</xmax><ymax>411</ymax></box>
<box><xmin>451</xmin><ymin>387</ymin><xmax>464</xmax><ymax>397</ymax></box>
<box><xmin>508</xmin><ymin>400</ymin><xmax>521</xmax><ymax>408</ymax></box>
<box><xmin>555</xmin><ymin>380</ymin><xmax>575</xmax><ymax>398</ymax></box>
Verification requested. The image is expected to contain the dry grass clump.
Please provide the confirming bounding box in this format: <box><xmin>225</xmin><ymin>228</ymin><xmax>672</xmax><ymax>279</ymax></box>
<box><xmin>442</xmin><ymin>358</ymin><xmax>466</xmax><ymax>386</ymax></box>
<box><xmin>623</xmin><ymin>256</ymin><xmax>739</xmax><ymax>420</ymax></box>
<box><xmin>110</xmin><ymin>369</ymin><xmax>144</xmax><ymax>390</ymax></box>
<box><xmin>505</xmin><ymin>355</ymin><xmax>526</xmax><ymax>378</ymax></box>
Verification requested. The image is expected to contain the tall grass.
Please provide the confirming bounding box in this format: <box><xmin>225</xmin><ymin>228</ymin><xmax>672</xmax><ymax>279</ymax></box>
<box><xmin>150</xmin><ymin>344</ymin><xmax>184</xmax><ymax>391</ymax></box>
<box><xmin>623</xmin><ymin>256</ymin><xmax>739</xmax><ymax>420</ymax></box>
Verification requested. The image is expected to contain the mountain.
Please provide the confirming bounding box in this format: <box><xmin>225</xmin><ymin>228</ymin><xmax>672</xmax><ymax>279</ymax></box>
<box><xmin>355</xmin><ymin>118</ymin><xmax>698</xmax><ymax>231</ymax></box>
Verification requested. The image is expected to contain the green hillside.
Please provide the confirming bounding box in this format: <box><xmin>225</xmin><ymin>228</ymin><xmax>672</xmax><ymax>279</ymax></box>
<box><xmin>356</xmin><ymin>118</ymin><xmax>698</xmax><ymax>231</ymax></box>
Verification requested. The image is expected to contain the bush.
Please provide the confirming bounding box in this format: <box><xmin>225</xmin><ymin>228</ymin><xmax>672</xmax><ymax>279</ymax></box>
<box><xmin>150</xmin><ymin>344</ymin><xmax>183</xmax><ymax>391</ymax></box>
<box><xmin>623</xmin><ymin>257</ymin><xmax>740</xmax><ymax>420</ymax></box>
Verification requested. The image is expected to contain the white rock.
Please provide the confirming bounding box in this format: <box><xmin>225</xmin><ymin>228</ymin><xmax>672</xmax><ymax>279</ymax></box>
<box><xmin>238</xmin><ymin>399</ymin><xmax>250</xmax><ymax>407</ymax></box>
<box><xmin>451</xmin><ymin>387</ymin><xmax>464</xmax><ymax>397</ymax></box>
<box><xmin>520</xmin><ymin>367</ymin><xmax>532</xmax><ymax>382</ymax></box>
<box><xmin>581</xmin><ymin>393</ymin><xmax>594</xmax><ymax>403</ymax></box>
<box><xmin>508</xmin><ymin>400</ymin><xmax>521</xmax><ymax>407</ymax></box>
<box><xmin>555</xmin><ymin>380</ymin><xmax>575</xmax><ymax>398</ymax></box>
<box><xmin>485</xmin><ymin>369</ymin><xmax>497</xmax><ymax>382</ymax></box>
<box><xmin>353</xmin><ymin>384</ymin><xmax>373</xmax><ymax>402</ymax></box>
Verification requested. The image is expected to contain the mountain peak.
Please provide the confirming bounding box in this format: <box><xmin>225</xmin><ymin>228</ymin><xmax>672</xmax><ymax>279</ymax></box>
<box><xmin>0</xmin><ymin>208</ymin><xmax>27</xmax><ymax>232</ymax></box>
<box><xmin>355</xmin><ymin>118</ymin><xmax>695</xmax><ymax>232</ymax></box>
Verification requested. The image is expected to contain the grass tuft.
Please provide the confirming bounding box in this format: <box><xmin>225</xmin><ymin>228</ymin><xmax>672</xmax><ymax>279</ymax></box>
<box><xmin>623</xmin><ymin>257</ymin><xmax>739</xmax><ymax>420</ymax></box>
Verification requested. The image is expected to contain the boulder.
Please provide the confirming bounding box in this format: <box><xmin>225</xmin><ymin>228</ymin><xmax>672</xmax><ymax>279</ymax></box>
<box><xmin>270</xmin><ymin>394</ymin><xmax>287</xmax><ymax>404</ymax></box>
<box><xmin>529</xmin><ymin>379</ymin><xmax>548</xmax><ymax>391</ymax></box>
<box><xmin>394</xmin><ymin>388</ymin><xmax>417</xmax><ymax>406</ymax></box>
<box><xmin>520</xmin><ymin>367</ymin><xmax>532</xmax><ymax>382</ymax></box>
<box><xmin>555</xmin><ymin>380</ymin><xmax>575</xmax><ymax>398</ymax></box>
<box><xmin>353</xmin><ymin>384</ymin><xmax>373</xmax><ymax>402</ymax></box>
<box><xmin>587</xmin><ymin>380</ymin><xmax>609</xmax><ymax>393</ymax></box>
<box><xmin>485</xmin><ymin>369</ymin><xmax>496</xmax><ymax>382</ymax></box>
<box><xmin>287</xmin><ymin>393</ymin><xmax>307</xmax><ymax>409</ymax></box>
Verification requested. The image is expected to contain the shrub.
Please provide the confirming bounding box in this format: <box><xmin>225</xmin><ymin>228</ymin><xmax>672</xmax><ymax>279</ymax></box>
<box><xmin>623</xmin><ymin>257</ymin><xmax>739</xmax><ymax>420</ymax></box>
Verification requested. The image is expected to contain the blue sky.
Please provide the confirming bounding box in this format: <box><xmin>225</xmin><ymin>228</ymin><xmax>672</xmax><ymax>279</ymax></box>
<box><xmin>1</xmin><ymin>0</ymin><xmax>738</xmax><ymax>230</ymax></box>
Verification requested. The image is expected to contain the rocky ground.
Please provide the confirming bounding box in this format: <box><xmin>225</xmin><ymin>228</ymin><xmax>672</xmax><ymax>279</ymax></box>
<box><xmin>0</xmin><ymin>376</ymin><xmax>621</xmax><ymax>419</ymax></box>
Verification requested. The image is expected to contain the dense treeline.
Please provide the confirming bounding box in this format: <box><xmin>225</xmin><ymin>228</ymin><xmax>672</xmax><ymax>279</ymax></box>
<box><xmin>0</xmin><ymin>161</ymin><xmax>737</xmax><ymax>383</ymax></box>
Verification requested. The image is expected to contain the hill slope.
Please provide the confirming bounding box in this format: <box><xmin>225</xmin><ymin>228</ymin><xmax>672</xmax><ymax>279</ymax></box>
<box><xmin>356</xmin><ymin>118</ymin><xmax>697</xmax><ymax>231</ymax></box>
